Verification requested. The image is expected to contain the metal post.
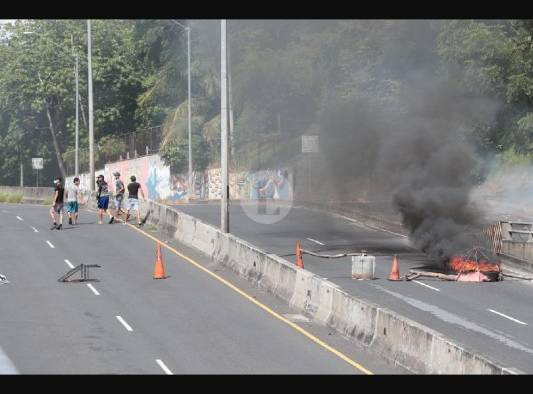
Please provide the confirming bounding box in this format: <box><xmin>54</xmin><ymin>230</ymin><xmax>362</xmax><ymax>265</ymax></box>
<box><xmin>228</xmin><ymin>39</ymin><xmax>234</xmax><ymax>158</ymax></box>
<box><xmin>75</xmin><ymin>53</ymin><xmax>79</xmax><ymax>176</ymax></box>
<box><xmin>20</xmin><ymin>163</ymin><xmax>23</xmax><ymax>187</ymax></box>
<box><xmin>87</xmin><ymin>20</ymin><xmax>95</xmax><ymax>192</ymax></box>
<box><xmin>187</xmin><ymin>27</ymin><xmax>193</xmax><ymax>198</ymax></box>
<box><xmin>307</xmin><ymin>154</ymin><xmax>311</xmax><ymax>194</ymax></box>
<box><xmin>71</xmin><ymin>34</ymin><xmax>79</xmax><ymax>177</ymax></box>
<box><xmin>220</xmin><ymin>20</ymin><xmax>229</xmax><ymax>233</ymax></box>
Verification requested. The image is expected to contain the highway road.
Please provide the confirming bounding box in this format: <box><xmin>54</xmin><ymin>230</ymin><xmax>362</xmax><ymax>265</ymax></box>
<box><xmin>0</xmin><ymin>203</ymin><xmax>402</xmax><ymax>374</ymax></box>
<box><xmin>175</xmin><ymin>201</ymin><xmax>533</xmax><ymax>373</ymax></box>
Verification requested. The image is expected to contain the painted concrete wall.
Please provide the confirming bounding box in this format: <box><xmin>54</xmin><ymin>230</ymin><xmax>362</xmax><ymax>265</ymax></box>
<box><xmin>66</xmin><ymin>154</ymin><xmax>292</xmax><ymax>203</ymax></box>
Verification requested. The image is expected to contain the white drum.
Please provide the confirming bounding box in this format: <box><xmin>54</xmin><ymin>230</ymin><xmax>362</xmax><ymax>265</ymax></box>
<box><xmin>351</xmin><ymin>255</ymin><xmax>375</xmax><ymax>279</ymax></box>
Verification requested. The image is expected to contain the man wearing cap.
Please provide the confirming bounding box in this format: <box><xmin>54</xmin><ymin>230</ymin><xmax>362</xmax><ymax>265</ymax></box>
<box><xmin>50</xmin><ymin>177</ymin><xmax>65</xmax><ymax>230</ymax></box>
<box><xmin>124</xmin><ymin>175</ymin><xmax>145</xmax><ymax>226</ymax></box>
<box><xmin>109</xmin><ymin>171</ymin><xmax>125</xmax><ymax>224</ymax></box>
<box><xmin>96</xmin><ymin>174</ymin><xmax>111</xmax><ymax>225</ymax></box>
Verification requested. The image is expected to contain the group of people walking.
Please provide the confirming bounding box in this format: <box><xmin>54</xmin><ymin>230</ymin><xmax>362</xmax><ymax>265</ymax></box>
<box><xmin>49</xmin><ymin>172</ymin><xmax>145</xmax><ymax>230</ymax></box>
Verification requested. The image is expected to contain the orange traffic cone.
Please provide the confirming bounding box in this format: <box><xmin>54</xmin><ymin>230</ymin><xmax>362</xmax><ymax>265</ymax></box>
<box><xmin>153</xmin><ymin>243</ymin><xmax>167</xmax><ymax>279</ymax></box>
<box><xmin>388</xmin><ymin>254</ymin><xmax>401</xmax><ymax>281</ymax></box>
<box><xmin>295</xmin><ymin>241</ymin><xmax>304</xmax><ymax>269</ymax></box>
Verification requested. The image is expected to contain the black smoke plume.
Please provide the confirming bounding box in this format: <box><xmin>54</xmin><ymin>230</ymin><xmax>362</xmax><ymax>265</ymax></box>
<box><xmin>319</xmin><ymin>78</ymin><xmax>500</xmax><ymax>264</ymax></box>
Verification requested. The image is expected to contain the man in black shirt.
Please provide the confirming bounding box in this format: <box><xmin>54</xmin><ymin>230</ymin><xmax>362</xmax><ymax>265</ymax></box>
<box><xmin>49</xmin><ymin>177</ymin><xmax>65</xmax><ymax>230</ymax></box>
<box><xmin>124</xmin><ymin>175</ymin><xmax>145</xmax><ymax>226</ymax></box>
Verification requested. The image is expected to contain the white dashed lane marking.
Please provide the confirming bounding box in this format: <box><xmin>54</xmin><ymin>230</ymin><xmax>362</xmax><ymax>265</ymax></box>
<box><xmin>306</xmin><ymin>238</ymin><xmax>325</xmax><ymax>246</ymax></box>
<box><xmin>46</xmin><ymin>241</ymin><xmax>55</xmax><ymax>249</ymax></box>
<box><xmin>86</xmin><ymin>284</ymin><xmax>100</xmax><ymax>296</ymax></box>
<box><xmin>64</xmin><ymin>259</ymin><xmax>75</xmax><ymax>269</ymax></box>
<box><xmin>412</xmin><ymin>280</ymin><xmax>440</xmax><ymax>292</ymax></box>
<box><xmin>16</xmin><ymin>216</ymin><xmax>23</xmax><ymax>221</ymax></box>
<box><xmin>31</xmin><ymin>226</ymin><xmax>39</xmax><ymax>232</ymax></box>
<box><xmin>155</xmin><ymin>359</ymin><xmax>173</xmax><ymax>375</ymax></box>
<box><xmin>488</xmin><ymin>309</ymin><xmax>527</xmax><ymax>325</ymax></box>
<box><xmin>116</xmin><ymin>316</ymin><xmax>133</xmax><ymax>332</ymax></box>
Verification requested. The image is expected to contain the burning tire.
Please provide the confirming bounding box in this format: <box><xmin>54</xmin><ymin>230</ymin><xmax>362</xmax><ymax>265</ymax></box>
<box><xmin>447</xmin><ymin>247</ymin><xmax>502</xmax><ymax>282</ymax></box>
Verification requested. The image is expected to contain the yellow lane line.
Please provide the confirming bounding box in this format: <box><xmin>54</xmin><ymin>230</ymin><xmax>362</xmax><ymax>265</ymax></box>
<box><xmin>125</xmin><ymin>219</ymin><xmax>374</xmax><ymax>375</ymax></box>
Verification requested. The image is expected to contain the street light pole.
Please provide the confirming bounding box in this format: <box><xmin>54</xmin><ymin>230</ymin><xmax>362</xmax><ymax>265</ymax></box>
<box><xmin>87</xmin><ymin>20</ymin><xmax>95</xmax><ymax>192</ymax></box>
<box><xmin>74</xmin><ymin>52</ymin><xmax>79</xmax><ymax>176</ymax></box>
<box><xmin>70</xmin><ymin>34</ymin><xmax>79</xmax><ymax>177</ymax></box>
<box><xmin>220</xmin><ymin>20</ymin><xmax>229</xmax><ymax>233</ymax></box>
<box><xmin>187</xmin><ymin>26</ymin><xmax>192</xmax><ymax>199</ymax></box>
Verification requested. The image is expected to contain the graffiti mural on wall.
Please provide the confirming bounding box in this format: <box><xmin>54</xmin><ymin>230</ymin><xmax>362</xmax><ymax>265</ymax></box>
<box><xmin>245</xmin><ymin>169</ymin><xmax>290</xmax><ymax>200</ymax></box>
<box><xmin>104</xmin><ymin>155</ymin><xmax>188</xmax><ymax>201</ymax></box>
<box><xmin>71</xmin><ymin>153</ymin><xmax>292</xmax><ymax>202</ymax></box>
<box><xmin>207</xmin><ymin>168</ymin><xmax>290</xmax><ymax>201</ymax></box>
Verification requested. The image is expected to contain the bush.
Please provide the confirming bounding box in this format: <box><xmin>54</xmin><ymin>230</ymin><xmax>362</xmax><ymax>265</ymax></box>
<box><xmin>0</xmin><ymin>193</ymin><xmax>6</xmax><ymax>202</ymax></box>
<box><xmin>42</xmin><ymin>195</ymin><xmax>54</xmax><ymax>205</ymax></box>
<box><xmin>7</xmin><ymin>193</ymin><xmax>23</xmax><ymax>203</ymax></box>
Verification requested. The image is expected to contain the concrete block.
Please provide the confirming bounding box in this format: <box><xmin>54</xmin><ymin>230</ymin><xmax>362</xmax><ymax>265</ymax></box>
<box><xmin>328</xmin><ymin>290</ymin><xmax>377</xmax><ymax>346</ymax></box>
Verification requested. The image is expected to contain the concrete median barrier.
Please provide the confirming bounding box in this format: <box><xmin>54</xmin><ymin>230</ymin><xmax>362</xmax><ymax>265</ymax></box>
<box><xmin>133</xmin><ymin>198</ymin><xmax>521</xmax><ymax>374</ymax></box>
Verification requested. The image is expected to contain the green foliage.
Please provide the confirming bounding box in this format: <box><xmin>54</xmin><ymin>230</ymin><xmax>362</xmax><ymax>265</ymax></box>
<box><xmin>0</xmin><ymin>192</ymin><xmax>22</xmax><ymax>203</ymax></box>
<box><xmin>499</xmin><ymin>148</ymin><xmax>533</xmax><ymax>166</ymax></box>
<box><xmin>42</xmin><ymin>195</ymin><xmax>54</xmax><ymax>205</ymax></box>
<box><xmin>7</xmin><ymin>193</ymin><xmax>22</xmax><ymax>203</ymax></box>
<box><xmin>4</xmin><ymin>19</ymin><xmax>533</xmax><ymax>183</ymax></box>
<box><xmin>160</xmin><ymin>134</ymin><xmax>209</xmax><ymax>174</ymax></box>
<box><xmin>97</xmin><ymin>134</ymin><xmax>128</xmax><ymax>161</ymax></box>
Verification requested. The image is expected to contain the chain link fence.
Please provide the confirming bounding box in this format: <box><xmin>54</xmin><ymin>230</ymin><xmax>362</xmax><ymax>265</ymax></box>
<box><xmin>63</xmin><ymin>126</ymin><xmax>162</xmax><ymax>176</ymax></box>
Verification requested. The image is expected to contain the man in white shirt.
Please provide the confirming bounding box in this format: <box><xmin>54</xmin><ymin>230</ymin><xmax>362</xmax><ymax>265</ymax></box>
<box><xmin>65</xmin><ymin>177</ymin><xmax>82</xmax><ymax>225</ymax></box>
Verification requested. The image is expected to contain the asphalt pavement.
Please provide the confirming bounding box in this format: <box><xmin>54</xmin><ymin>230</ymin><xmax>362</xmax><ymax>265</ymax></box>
<box><xmin>174</xmin><ymin>201</ymin><xmax>533</xmax><ymax>373</ymax></box>
<box><xmin>0</xmin><ymin>203</ymin><xmax>403</xmax><ymax>374</ymax></box>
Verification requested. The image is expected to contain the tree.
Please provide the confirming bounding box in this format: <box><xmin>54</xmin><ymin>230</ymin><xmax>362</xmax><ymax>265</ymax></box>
<box><xmin>160</xmin><ymin>134</ymin><xmax>209</xmax><ymax>174</ymax></box>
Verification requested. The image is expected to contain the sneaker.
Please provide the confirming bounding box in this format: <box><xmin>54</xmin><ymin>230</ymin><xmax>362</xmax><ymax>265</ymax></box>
<box><xmin>50</xmin><ymin>224</ymin><xmax>57</xmax><ymax>230</ymax></box>
<box><xmin>68</xmin><ymin>218</ymin><xmax>73</xmax><ymax>225</ymax></box>
<box><xmin>109</xmin><ymin>216</ymin><xmax>114</xmax><ymax>224</ymax></box>
<box><xmin>56</xmin><ymin>224</ymin><xmax>62</xmax><ymax>230</ymax></box>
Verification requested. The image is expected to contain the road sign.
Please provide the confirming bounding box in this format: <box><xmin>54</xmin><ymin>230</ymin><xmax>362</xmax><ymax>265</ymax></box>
<box><xmin>32</xmin><ymin>158</ymin><xmax>43</xmax><ymax>170</ymax></box>
<box><xmin>302</xmin><ymin>135</ymin><xmax>319</xmax><ymax>153</ymax></box>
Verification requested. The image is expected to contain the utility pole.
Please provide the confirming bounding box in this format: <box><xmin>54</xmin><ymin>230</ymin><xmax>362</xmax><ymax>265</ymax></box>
<box><xmin>228</xmin><ymin>39</ymin><xmax>234</xmax><ymax>158</ymax></box>
<box><xmin>87</xmin><ymin>20</ymin><xmax>95</xmax><ymax>192</ymax></box>
<box><xmin>220</xmin><ymin>20</ymin><xmax>229</xmax><ymax>233</ymax></box>
<box><xmin>72</xmin><ymin>34</ymin><xmax>79</xmax><ymax>176</ymax></box>
<box><xmin>20</xmin><ymin>163</ymin><xmax>23</xmax><ymax>187</ymax></box>
<box><xmin>187</xmin><ymin>26</ymin><xmax>193</xmax><ymax>198</ymax></box>
<box><xmin>75</xmin><ymin>53</ymin><xmax>79</xmax><ymax>176</ymax></box>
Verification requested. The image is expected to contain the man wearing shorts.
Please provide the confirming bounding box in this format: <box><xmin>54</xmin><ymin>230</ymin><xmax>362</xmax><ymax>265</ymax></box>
<box><xmin>65</xmin><ymin>177</ymin><xmax>81</xmax><ymax>225</ymax></box>
<box><xmin>109</xmin><ymin>171</ymin><xmax>125</xmax><ymax>224</ymax></box>
<box><xmin>96</xmin><ymin>174</ymin><xmax>111</xmax><ymax>225</ymax></box>
<box><xmin>124</xmin><ymin>175</ymin><xmax>145</xmax><ymax>226</ymax></box>
<box><xmin>49</xmin><ymin>177</ymin><xmax>65</xmax><ymax>230</ymax></box>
